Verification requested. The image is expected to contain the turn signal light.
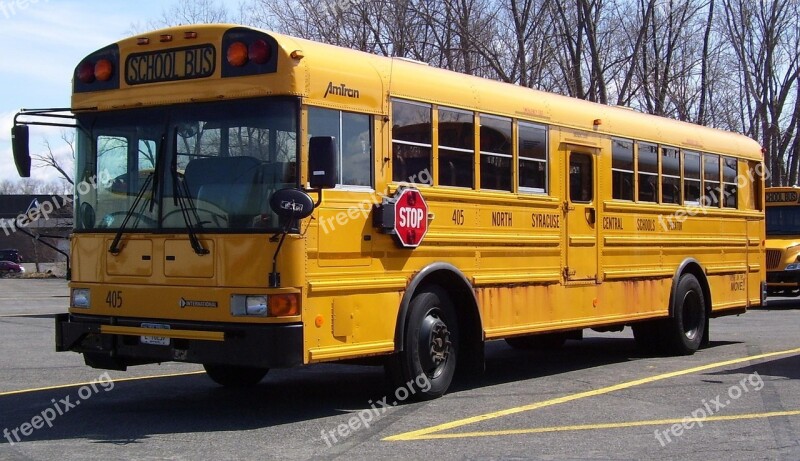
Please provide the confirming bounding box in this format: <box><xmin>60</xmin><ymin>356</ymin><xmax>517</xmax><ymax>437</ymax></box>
<box><xmin>269</xmin><ymin>294</ymin><xmax>299</xmax><ymax>317</ymax></box>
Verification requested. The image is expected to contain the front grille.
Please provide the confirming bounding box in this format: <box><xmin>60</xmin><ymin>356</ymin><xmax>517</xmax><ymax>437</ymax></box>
<box><xmin>766</xmin><ymin>249</ymin><xmax>783</xmax><ymax>270</ymax></box>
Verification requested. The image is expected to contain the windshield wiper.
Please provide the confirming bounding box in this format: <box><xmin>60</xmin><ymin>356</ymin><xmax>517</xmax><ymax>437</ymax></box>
<box><xmin>171</xmin><ymin>161</ymin><xmax>209</xmax><ymax>256</ymax></box>
<box><xmin>109</xmin><ymin>131</ymin><xmax>165</xmax><ymax>255</ymax></box>
<box><xmin>108</xmin><ymin>172</ymin><xmax>154</xmax><ymax>255</ymax></box>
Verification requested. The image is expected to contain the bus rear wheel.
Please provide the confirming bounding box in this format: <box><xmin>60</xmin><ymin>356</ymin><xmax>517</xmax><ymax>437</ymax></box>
<box><xmin>203</xmin><ymin>364</ymin><xmax>269</xmax><ymax>387</ymax></box>
<box><xmin>661</xmin><ymin>274</ymin><xmax>706</xmax><ymax>355</ymax></box>
<box><xmin>387</xmin><ymin>287</ymin><xmax>459</xmax><ymax>401</ymax></box>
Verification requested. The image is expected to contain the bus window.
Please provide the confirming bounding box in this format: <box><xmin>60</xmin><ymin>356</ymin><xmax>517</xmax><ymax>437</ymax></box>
<box><xmin>612</xmin><ymin>138</ymin><xmax>634</xmax><ymax>201</ymax></box>
<box><xmin>747</xmin><ymin>161</ymin><xmax>763</xmax><ymax>211</ymax></box>
<box><xmin>684</xmin><ymin>151</ymin><xmax>701</xmax><ymax>205</ymax></box>
<box><xmin>703</xmin><ymin>154</ymin><xmax>721</xmax><ymax>207</ymax></box>
<box><xmin>392</xmin><ymin>99</ymin><xmax>432</xmax><ymax>185</ymax></box>
<box><xmin>662</xmin><ymin>146</ymin><xmax>681</xmax><ymax>204</ymax></box>
<box><xmin>518</xmin><ymin>122</ymin><xmax>548</xmax><ymax>194</ymax></box>
<box><xmin>570</xmin><ymin>154</ymin><xmax>593</xmax><ymax>203</ymax></box>
<box><xmin>308</xmin><ymin>107</ymin><xmax>372</xmax><ymax>188</ymax></box>
<box><xmin>479</xmin><ymin>114</ymin><xmax>512</xmax><ymax>191</ymax></box>
<box><xmin>723</xmin><ymin>157</ymin><xmax>738</xmax><ymax>209</ymax></box>
<box><xmin>637</xmin><ymin>142</ymin><xmax>658</xmax><ymax>203</ymax></box>
<box><xmin>438</xmin><ymin>107</ymin><xmax>474</xmax><ymax>188</ymax></box>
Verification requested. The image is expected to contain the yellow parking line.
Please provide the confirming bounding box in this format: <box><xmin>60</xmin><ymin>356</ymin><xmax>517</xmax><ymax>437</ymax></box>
<box><xmin>384</xmin><ymin>347</ymin><xmax>800</xmax><ymax>442</ymax></box>
<box><xmin>0</xmin><ymin>371</ymin><xmax>206</xmax><ymax>397</ymax></box>
<box><xmin>405</xmin><ymin>410</ymin><xmax>800</xmax><ymax>440</ymax></box>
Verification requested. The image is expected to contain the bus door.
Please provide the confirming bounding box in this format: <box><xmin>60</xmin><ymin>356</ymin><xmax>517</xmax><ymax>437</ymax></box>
<box><xmin>564</xmin><ymin>150</ymin><xmax>598</xmax><ymax>282</ymax></box>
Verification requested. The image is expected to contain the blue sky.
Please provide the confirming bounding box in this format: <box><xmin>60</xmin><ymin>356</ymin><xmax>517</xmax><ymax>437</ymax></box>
<box><xmin>0</xmin><ymin>0</ymin><xmax>240</xmax><ymax>184</ymax></box>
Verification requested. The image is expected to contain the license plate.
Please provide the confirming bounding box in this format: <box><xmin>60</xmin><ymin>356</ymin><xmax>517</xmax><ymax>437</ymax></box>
<box><xmin>141</xmin><ymin>323</ymin><xmax>170</xmax><ymax>346</ymax></box>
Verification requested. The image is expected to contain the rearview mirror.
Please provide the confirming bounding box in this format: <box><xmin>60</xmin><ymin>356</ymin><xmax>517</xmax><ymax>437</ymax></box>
<box><xmin>269</xmin><ymin>188</ymin><xmax>315</xmax><ymax>220</ymax></box>
<box><xmin>308</xmin><ymin>136</ymin><xmax>338</xmax><ymax>189</ymax></box>
<box><xmin>11</xmin><ymin>125</ymin><xmax>31</xmax><ymax>178</ymax></box>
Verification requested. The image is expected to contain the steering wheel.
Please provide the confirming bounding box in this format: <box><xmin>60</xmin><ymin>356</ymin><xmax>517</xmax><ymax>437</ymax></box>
<box><xmin>97</xmin><ymin>211</ymin><xmax>158</xmax><ymax>229</ymax></box>
<box><xmin>163</xmin><ymin>208</ymin><xmax>229</xmax><ymax>228</ymax></box>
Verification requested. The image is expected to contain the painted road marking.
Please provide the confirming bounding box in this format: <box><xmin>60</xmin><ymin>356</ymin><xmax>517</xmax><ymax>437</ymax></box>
<box><xmin>400</xmin><ymin>410</ymin><xmax>800</xmax><ymax>440</ymax></box>
<box><xmin>0</xmin><ymin>371</ymin><xmax>206</xmax><ymax>397</ymax></box>
<box><xmin>384</xmin><ymin>347</ymin><xmax>800</xmax><ymax>441</ymax></box>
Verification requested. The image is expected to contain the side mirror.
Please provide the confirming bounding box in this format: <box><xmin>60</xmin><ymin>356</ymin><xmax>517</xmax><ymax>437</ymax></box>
<box><xmin>269</xmin><ymin>188</ymin><xmax>315</xmax><ymax>220</ymax></box>
<box><xmin>11</xmin><ymin>125</ymin><xmax>31</xmax><ymax>178</ymax></box>
<box><xmin>308</xmin><ymin>136</ymin><xmax>338</xmax><ymax>189</ymax></box>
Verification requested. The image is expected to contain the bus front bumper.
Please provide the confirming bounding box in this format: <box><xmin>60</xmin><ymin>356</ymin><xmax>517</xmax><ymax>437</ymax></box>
<box><xmin>766</xmin><ymin>271</ymin><xmax>800</xmax><ymax>291</ymax></box>
<box><xmin>55</xmin><ymin>314</ymin><xmax>303</xmax><ymax>371</ymax></box>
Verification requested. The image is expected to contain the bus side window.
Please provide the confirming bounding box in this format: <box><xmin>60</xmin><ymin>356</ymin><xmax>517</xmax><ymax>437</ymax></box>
<box><xmin>612</xmin><ymin>138</ymin><xmax>634</xmax><ymax>201</ymax></box>
<box><xmin>637</xmin><ymin>142</ymin><xmax>658</xmax><ymax>203</ymax></box>
<box><xmin>438</xmin><ymin>107</ymin><xmax>474</xmax><ymax>188</ymax></box>
<box><xmin>308</xmin><ymin>106</ymin><xmax>372</xmax><ymax>188</ymax></box>
<box><xmin>392</xmin><ymin>99</ymin><xmax>432</xmax><ymax>185</ymax></box>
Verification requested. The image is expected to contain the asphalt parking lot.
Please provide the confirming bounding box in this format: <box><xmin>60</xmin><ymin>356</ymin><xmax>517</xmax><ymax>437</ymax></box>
<box><xmin>0</xmin><ymin>279</ymin><xmax>798</xmax><ymax>460</ymax></box>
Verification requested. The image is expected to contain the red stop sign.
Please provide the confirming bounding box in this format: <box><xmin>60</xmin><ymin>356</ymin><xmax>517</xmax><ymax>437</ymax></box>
<box><xmin>394</xmin><ymin>188</ymin><xmax>428</xmax><ymax>248</ymax></box>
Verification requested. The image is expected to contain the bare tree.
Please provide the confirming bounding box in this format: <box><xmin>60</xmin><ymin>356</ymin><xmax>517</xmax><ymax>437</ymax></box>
<box><xmin>32</xmin><ymin>131</ymin><xmax>75</xmax><ymax>186</ymax></box>
<box><xmin>721</xmin><ymin>0</ymin><xmax>800</xmax><ymax>185</ymax></box>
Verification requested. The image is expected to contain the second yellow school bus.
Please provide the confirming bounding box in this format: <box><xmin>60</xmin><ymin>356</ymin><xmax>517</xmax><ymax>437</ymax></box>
<box><xmin>12</xmin><ymin>24</ymin><xmax>766</xmax><ymax>399</ymax></box>
<box><xmin>765</xmin><ymin>187</ymin><xmax>800</xmax><ymax>296</ymax></box>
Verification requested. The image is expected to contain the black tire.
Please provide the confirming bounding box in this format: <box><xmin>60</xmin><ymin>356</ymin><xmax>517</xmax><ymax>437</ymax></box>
<box><xmin>203</xmin><ymin>364</ymin><xmax>269</xmax><ymax>387</ymax></box>
<box><xmin>505</xmin><ymin>333</ymin><xmax>567</xmax><ymax>350</ymax></box>
<box><xmin>387</xmin><ymin>287</ymin><xmax>459</xmax><ymax>401</ymax></box>
<box><xmin>661</xmin><ymin>274</ymin><xmax>706</xmax><ymax>355</ymax></box>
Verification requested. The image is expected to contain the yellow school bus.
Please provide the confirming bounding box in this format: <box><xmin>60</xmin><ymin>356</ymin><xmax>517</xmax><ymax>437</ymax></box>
<box><xmin>765</xmin><ymin>187</ymin><xmax>800</xmax><ymax>296</ymax></box>
<box><xmin>11</xmin><ymin>24</ymin><xmax>766</xmax><ymax>399</ymax></box>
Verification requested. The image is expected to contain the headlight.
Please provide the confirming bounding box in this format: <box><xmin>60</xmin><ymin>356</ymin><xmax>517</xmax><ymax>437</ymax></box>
<box><xmin>71</xmin><ymin>289</ymin><xmax>91</xmax><ymax>308</ymax></box>
<box><xmin>786</xmin><ymin>264</ymin><xmax>800</xmax><ymax>271</ymax></box>
<box><xmin>230</xmin><ymin>295</ymin><xmax>267</xmax><ymax>317</ymax></box>
<box><xmin>246</xmin><ymin>296</ymin><xmax>268</xmax><ymax>316</ymax></box>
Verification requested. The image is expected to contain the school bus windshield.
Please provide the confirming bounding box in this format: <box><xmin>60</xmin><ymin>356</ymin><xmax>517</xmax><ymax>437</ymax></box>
<box><xmin>74</xmin><ymin>97</ymin><xmax>298</xmax><ymax>233</ymax></box>
<box><xmin>766</xmin><ymin>206</ymin><xmax>800</xmax><ymax>236</ymax></box>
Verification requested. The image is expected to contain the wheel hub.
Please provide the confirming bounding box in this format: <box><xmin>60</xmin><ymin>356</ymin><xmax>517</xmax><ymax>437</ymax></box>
<box><xmin>419</xmin><ymin>313</ymin><xmax>451</xmax><ymax>375</ymax></box>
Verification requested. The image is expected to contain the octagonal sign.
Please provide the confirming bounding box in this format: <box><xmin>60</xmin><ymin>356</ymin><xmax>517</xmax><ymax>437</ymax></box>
<box><xmin>394</xmin><ymin>188</ymin><xmax>428</xmax><ymax>248</ymax></box>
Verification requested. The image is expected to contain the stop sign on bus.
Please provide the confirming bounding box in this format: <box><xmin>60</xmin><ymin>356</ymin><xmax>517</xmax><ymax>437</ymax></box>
<box><xmin>394</xmin><ymin>188</ymin><xmax>428</xmax><ymax>248</ymax></box>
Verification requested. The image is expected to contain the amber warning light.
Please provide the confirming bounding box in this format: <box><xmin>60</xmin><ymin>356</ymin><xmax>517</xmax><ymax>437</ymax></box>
<box><xmin>221</xmin><ymin>28</ymin><xmax>279</xmax><ymax>77</ymax></box>
<box><xmin>73</xmin><ymin>45</ymin><xmax>120</xmax><ymax>93</ymax></box>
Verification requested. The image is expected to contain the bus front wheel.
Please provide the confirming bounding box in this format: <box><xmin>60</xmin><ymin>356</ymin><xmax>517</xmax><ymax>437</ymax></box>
<box><xmin>387</xmin><ymin>287</ymin><xmax>459</xmax><ymax>401</ymax></box>
<box><xmin>662</xmin><ymin>274</ymin><xmax>706</xmax><ymax>355</ymax></box>
<box><xmin>203</xmin><ymin>364</ymin><xmax>269</xmax><ymax>387</ymax></box>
